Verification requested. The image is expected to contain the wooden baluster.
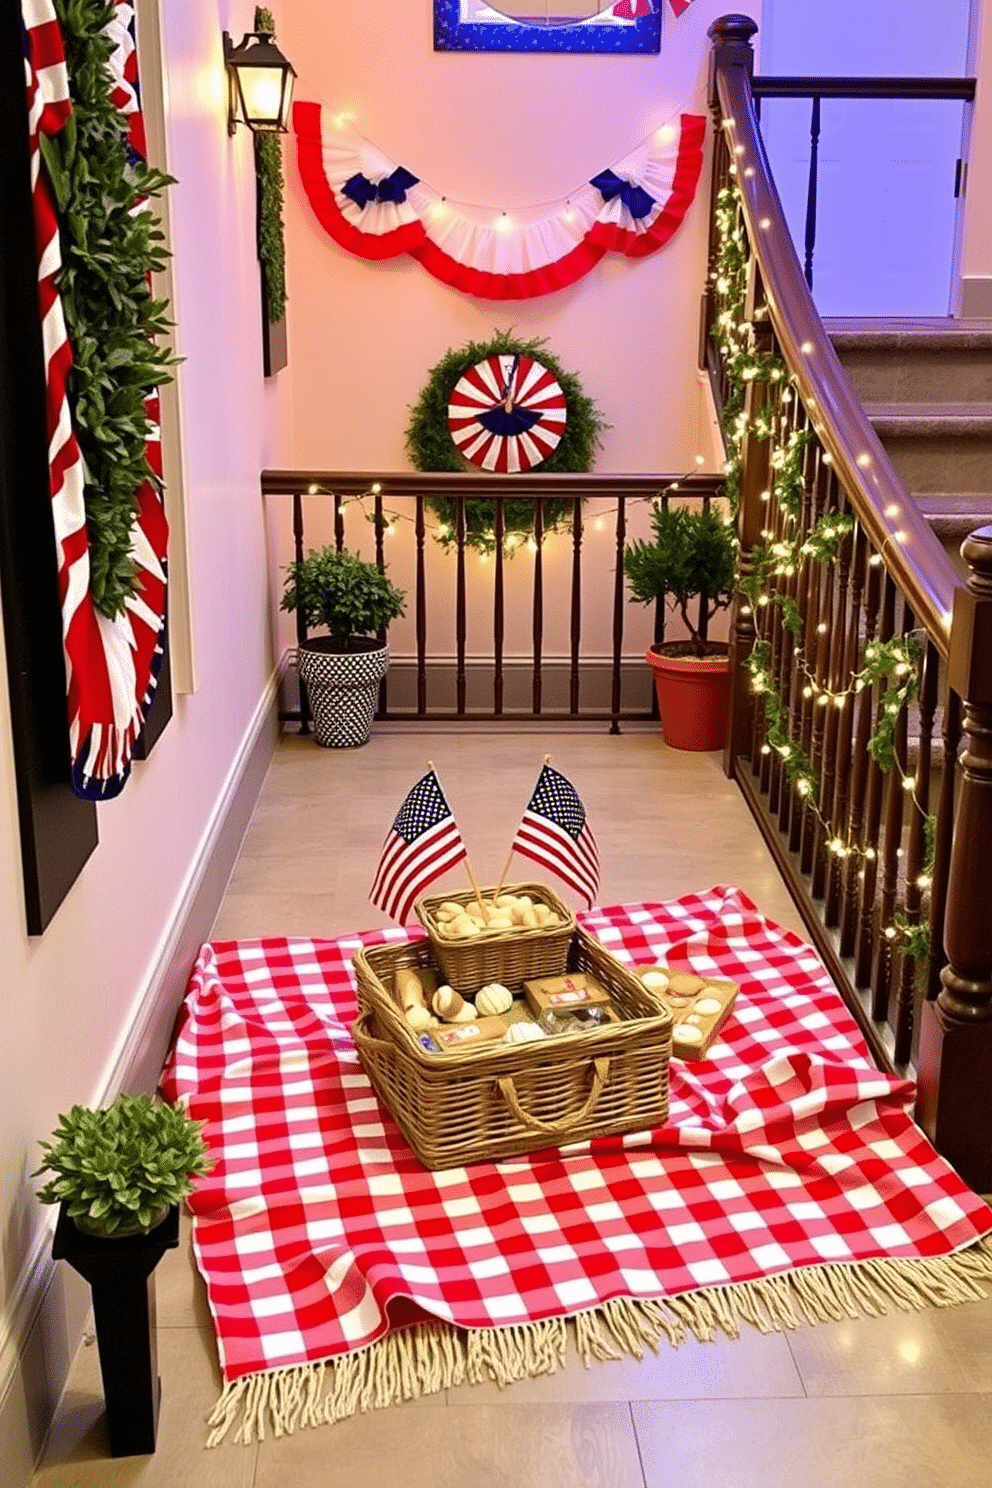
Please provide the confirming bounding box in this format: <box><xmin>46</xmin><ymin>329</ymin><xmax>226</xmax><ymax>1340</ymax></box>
<box><xmin>840</xmin><ymin>543</ymin><xmax>881</xmax><ymax>956</ymax></box>
<box><xmin>872</xmin><ymin>613</ymin><xmax>911</xmax><ymax>1025</ymax></box>
<box><xmin>455</xmin><ymin>500</ymin><xmax>467</xmax><ymax>716</ymax></box>
<box><xmin>724</xmin><ymin>259</ymin><xmax>774</xmax><ymax>778</ymax></box>
<box><xmin>292</xmin><ymin>489</ymin><xmax>310</xmax><ymax>734</ymax></box>
<box><xmin>825</xmin><ymin>520</ymin><xmax>864</xmax><ymax>927</ymax></box>
<box><xmin>769</xmin><ymin>390</ymin><xmax>801</xmax><ymax>821</ymax></box>
<box><xmin>570</xmin><ymin>498</ymin><xmax>583</xmax><ymax>716</ymax></box>
<box><xmin>854</xmin><ymin>567</ymin><xmax>895</xmax><ymax>987</ymax></box>
<box><xmin>493</xmin><ymin>498</ymin><xmax>505</xmax><ymax>716</ymax></box>
<box><xmin>812</xmin><ymin>482</ymin><xmax>849</xmax><ymax>902</ymax></box>
<box><xmin>611</xmin><ymin>494</ymin><xmax>627</xmax><ymax>736</ymax></box>
<box><xmin>799</xmin><ymin>453</ymin><xmax>832</xmax><ymax>875</ymax></box>
<box><xmin>894</xmin><ymin>637</ymin><xmax>937</xmax><ymax>1064</ymax></box>
<box><xmin>803</xmin><ymin>95</ymin><xmax>822</xmax><ymax>290</ymax></box>
<box><xmin>786</xmin><ymin>421</ymin><xmax>819</xmax><ymax>850</ymax></box>
<box><xmin>415</xmin><ymin>496</ymin><xmax>427</xmax><ymax>716</ymax></box>
<box><xmin>761</xmin><ymin>399</ymin><xmax>787</xmax><ymax>804</ymax></box>
<box><xmin>374</xmin><ymin>491</ymin><xmax>388</xmax><ymax>718</ymax></box>
<box><xmin>917</xmin><ymin>526</ymin><xmax>992</xmax><ymax>1191</ymax></box>
<box><xmin>532</xmin><ymin>501</ymin><xmax>545</xmax><ymax>716</ymax></box>
<box><xmin>927</xmin><ymin>689</ymin><xmax>961</xmax><ymax>1002</ymax></box>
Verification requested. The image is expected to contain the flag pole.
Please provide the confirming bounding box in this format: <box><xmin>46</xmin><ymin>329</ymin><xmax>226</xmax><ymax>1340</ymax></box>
<box><xmin>428</xmin><ymin>760</ymin><xmax>490</xmax><ymax>918</ymax></box>
<box><xmin>493</xmin><ymin>755</ymin><xmax>553</xmax><ymax>899</ymax></box>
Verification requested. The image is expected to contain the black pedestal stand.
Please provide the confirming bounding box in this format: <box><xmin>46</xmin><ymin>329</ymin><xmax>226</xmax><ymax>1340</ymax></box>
<box><xmin>52</xmin><ymin>1203</ymin><xmax>180</xmax><ymax>1456</ymax></box>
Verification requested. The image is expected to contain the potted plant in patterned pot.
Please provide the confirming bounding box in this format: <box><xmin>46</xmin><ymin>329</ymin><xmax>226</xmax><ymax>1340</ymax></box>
<box><xmin>34</xmin><ymin>1093</ymin><xmax>213</xmax><ymax>1456</ymax></box>
<box><xmin>280</xmin><ymin>545</ymin><xmax>407</xmax><ymax>747</ymax></box>
<box><xmin>623</xmin><ymin>500</ymin><xmax>737</xmax><ymax>751</ymax></box>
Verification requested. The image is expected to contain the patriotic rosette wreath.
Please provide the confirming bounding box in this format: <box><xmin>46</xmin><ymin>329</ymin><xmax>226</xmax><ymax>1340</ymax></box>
<box><xmin>405</xmin><ymin>331</ymin><xmax>608</xmax><ymax>554</ymax></box>
<box><xmin>294</xmin><ymin>103</ymin><xmax>706</xmax><ymax>301</ymax></box>
<box><xmin>21</xmin><ymin>0</ymin><xmax>171</xmax><ymax>800</ymax></box>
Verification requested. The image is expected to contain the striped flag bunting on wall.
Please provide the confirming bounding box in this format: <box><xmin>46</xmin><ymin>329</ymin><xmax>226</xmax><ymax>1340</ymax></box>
<box><xmin>370</xmin><ymin>771</ymin><xmax>469</xmax><ymax>925</ymax></box>
<box><xmin>20</xmin><ymin>0</ymin><xmax>169</xmax><ymax>800</ymax></box>
<box><xmin>509</xmin><ymin>764</ymin><xmax>600</xmax><ymax>908</ymax></box>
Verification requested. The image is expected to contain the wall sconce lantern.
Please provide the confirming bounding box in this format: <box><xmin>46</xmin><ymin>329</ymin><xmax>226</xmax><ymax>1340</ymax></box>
<box><xmin>223</xmin><ymin>30</ymin><xmax>296</xmax><ymax>135</ymax></box>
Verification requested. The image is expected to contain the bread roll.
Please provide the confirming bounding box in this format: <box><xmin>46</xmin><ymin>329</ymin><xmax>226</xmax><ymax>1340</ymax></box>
<box><xmin>476</xmin><ymin>983</ymin><xmax>513</xmax><ymax>1016</ymax></box>
<box><xmin>433</xmin><ymin>986</ymin><xmax>477</xmax><ymax>1023</ymax></box>
<box><xmin>394</xmin><ymin>969</ymin><xmax>425</xmax><ymax>1013</ymax></box>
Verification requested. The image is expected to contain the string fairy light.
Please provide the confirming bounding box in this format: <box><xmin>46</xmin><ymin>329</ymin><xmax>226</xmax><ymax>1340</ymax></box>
<box><xmin>710</xmin><ymin>181</ymin><xmax>936</xmax><ymax>958</ymax></box>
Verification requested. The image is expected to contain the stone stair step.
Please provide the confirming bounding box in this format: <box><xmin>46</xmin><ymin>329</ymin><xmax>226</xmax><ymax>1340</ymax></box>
<box><xmin>826</xmin><ymin>317</ymin><xmax>992</xmax><ymax>406</ymax></box>
<box><xmin>861</xmin><ymin>404</ymin><xmax>992</xmax><ymax>494</ymax></box>
<box><xmin>915</xmin><ymin>495</ymin><xmax>992</xmax><ymax>579</ymax></box>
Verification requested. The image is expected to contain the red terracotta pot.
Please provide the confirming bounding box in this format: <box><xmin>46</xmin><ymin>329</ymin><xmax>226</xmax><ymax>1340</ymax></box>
<box><xmin>645</xmin><ymin>642</ymin><xmax>731</xmax><ymax>751</ymax></box>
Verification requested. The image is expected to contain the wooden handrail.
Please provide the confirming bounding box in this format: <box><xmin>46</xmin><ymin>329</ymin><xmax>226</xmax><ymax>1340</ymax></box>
<box><xmin>752</xmin><ymin>76</ymin><xmax>976</xmax><ymax>100</ymax></box>
<box><xmin>261</xmin><ymin>471</ymin><xmax>723</xmax><ymax>499</ymax></box>
<box><xmin>709</xmin><ymin>14</ymin><xmax>961</xmax><ymax>657</ymax></box>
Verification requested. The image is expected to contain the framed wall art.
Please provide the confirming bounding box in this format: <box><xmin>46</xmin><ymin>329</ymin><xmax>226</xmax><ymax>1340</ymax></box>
<box><xmin>434</xmin><ymin>1</ymin><xmax>662</xmax><ymax>55</ymax></box>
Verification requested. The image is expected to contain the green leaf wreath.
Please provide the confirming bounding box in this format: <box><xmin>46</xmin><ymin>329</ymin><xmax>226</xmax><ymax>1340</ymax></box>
<box><xmin>405</xmin><ymin>331</ymin><xmax>608</xmax><ymax>556</ymax></box>
<box><xmin>41</xmin><ymin>0</ymin><xmax>176</xmax><ymax>620</ymax></box>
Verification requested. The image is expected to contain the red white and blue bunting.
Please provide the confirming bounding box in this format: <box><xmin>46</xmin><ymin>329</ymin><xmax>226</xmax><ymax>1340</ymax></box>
<box><xmin>294</xmin><ymin>102</ymin><xmax>706</xmax><ymax>300</ymax></box>
<box><xmin>20</xmin><ymin>0</ymin><xmax>168</xmax><ymax>800</ymax></box>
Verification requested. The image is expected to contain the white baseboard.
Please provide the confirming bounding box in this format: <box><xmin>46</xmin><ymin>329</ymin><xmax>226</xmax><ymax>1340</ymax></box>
<box><xmin>282</xmin><ymin>652</ymin><xmax>656</xmax><ymax>718</ymax></box>
<box><xmin>0</xmin><ymin>664</ymin><xmax>282</xmax><ymax>1487</ymax></box>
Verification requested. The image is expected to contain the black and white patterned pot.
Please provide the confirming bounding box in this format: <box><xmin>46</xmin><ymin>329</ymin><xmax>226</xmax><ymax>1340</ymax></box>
<box><xmin>296</xmin><ymin>639</ymin><xmax>389</xmax><ymax>748</ymax></box>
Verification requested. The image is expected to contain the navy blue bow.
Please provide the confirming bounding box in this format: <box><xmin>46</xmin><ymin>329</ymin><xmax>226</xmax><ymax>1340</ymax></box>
<box><xmin>590</xmin><ymin>169</ymin><xmax>655</xmax><ymax>221</ymax></box>
<box><xmin>342</xmin><ymin>166</ymin><xmax>419</xmax><ymax>209</ymax></box>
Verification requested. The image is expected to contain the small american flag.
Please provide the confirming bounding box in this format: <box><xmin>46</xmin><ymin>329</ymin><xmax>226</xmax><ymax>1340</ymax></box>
<box><xmin>510</xmin><ymin>764</ymin><xmax>600</xmax><ymax>909</ymax></box>
<box><xmin>370</xmin><ymin>771</ymin><xmax>468</xmax><ymax>925</ymax></box>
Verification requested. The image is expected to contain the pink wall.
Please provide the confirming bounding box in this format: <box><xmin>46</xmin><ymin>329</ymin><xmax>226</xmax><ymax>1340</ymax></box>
<box><xmin>264</xmin><ymin>2</ymin><xmax>746</xmax><ymax>663</ymax></box>
<box><xmin>0</xmin><ymin>3</ymin><xmax>282</xmax><ymax>1459</ymax></box>
<box><xmin>268</xmin><ymin>3</ymin><xmax>736</xmax><ymax>474</ymax></box>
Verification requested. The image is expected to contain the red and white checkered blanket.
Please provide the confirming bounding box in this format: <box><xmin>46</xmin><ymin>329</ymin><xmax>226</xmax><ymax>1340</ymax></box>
<box><xmin>161</xmin><ymin>886</ymin><xmax>992</xmax><ymax>1388</ymax></box>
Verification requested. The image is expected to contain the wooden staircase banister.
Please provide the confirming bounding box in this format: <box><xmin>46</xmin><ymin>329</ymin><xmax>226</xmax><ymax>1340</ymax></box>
<box><xmin>709</xmin><ymin>13</ymin><xmax>961</xmax><ymax>658</ymax></box>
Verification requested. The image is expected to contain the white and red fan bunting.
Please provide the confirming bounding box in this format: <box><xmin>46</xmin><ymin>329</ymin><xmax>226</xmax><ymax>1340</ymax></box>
<box><xmin>447</xmin><ymin>353</ymin><xmax>567</xmax><ymax>473</ymax></box>
<box><xmin>21</xmin><ymin>0</ymin><xmax>168</xmax><ymax>801</ymax></box>
<box><xmin>294</xmin><ymin>103</ymin><xmax>706</xmax><ymax>301</ymax></box>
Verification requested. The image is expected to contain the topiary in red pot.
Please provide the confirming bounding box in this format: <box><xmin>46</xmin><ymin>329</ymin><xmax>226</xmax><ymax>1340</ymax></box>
<box><xmin>623</xmin><ymin>501</ymin><xmax>736</xmax><ymax>750</ymax></box>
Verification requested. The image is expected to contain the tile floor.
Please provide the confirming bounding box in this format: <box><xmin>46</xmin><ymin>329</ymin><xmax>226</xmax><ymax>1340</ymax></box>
<box><xmin>31</xmin><ymin>727</ymin><xmax>992</xmax><ymax>1488</ymax></box>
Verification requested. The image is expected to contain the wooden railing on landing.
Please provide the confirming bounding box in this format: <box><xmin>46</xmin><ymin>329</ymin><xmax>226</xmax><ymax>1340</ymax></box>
<box><xmin>261</xmin><ymin>470</ymin><xmax>723</xmax><ymax>734</ymax></box>
<box><xmin>707</xmin><ymin>15</ymin><xmax>992</xmax><ymax>1191</ymax></box>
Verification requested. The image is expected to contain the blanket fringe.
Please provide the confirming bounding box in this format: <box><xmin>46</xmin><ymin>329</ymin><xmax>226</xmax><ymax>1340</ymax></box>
<box><xmin>205</xmin><ymin>1235</ymin><xmax>992</xmax><ymax>1446</ymax></box>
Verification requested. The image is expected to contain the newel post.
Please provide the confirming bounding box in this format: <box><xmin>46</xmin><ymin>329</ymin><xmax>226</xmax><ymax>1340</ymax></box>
<box><xmin>707</xmin><ymin>14</ymin><xmax>758</xmax><ymax>111</ymax></box>
<box><xmin>707</xmin><ymin>16</ymin><xmax>767</xmax><ymax>777</ymax></box>
<box><xmin>916</xmin><ymin>526</ymin><xmax>992</xmax><ymax>1191</ymax></box>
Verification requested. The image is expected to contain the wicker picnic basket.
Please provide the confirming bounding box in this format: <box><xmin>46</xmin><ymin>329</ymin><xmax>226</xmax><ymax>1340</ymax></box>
<box><xmin>414</xmin><ymin>881</ymin><xmax>575</xmax><ymax>995</ymax></box>
<box><xmin>351</xmin><ymin>926</ymin><xmax>673</xmax><ymax>1170</ymax></box>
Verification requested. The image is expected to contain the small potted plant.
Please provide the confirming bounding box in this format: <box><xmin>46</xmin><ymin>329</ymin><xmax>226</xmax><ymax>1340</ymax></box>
<box><xmin>623</xmin><ymin>500</ymin><xmax>737</xmax><ymax>750</ymax></box>
<box><xmin>280</xmin><ymin>546</ymin><xmax>406</xmax><ymax>748</ymax></box>
<box><xmin>35</xmin><ymin>1093</ymin><xmax>212</xmax><ymax>1456</ymax></box>
<box><xmin>34</xmin><ymin>1091</ymin><xmax>212</xmax><ymax>1237</ymax></box>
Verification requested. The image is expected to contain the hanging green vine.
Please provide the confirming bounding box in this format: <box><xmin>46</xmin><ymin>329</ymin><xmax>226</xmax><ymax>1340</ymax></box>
<box><xmin>41</xmin><ymin>0</ymin><xmax>175</xmax><ymax>620</ymax></box>
<box><xmin>405</xmin><ymin>330</ymin><xmax>608</xmax><ymax>556</ymax></box>
<box><xmin>253</xmin><ymin>6</ymin><xmax>288</xmax><ymax>325</ymax></box>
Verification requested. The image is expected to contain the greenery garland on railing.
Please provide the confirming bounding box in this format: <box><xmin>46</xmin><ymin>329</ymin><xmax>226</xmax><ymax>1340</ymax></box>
<box><xmin>405</xmin><ymin>330</ymin><xmax>608</xmax><ymax>556</ymax></box>
<box><xmin>41</xmin><ymin>0</ymin><xmax>175</xmax><ymax>620</ymax></box>
<box><xmin>254</xmin><ymin>7</ymin><xmax>287</xmax><ymax>325</ymax></box>
<box><xmin>709</xmin><ymin>183</ymin><xmax>935</xmax><ymax>958</ymax></box>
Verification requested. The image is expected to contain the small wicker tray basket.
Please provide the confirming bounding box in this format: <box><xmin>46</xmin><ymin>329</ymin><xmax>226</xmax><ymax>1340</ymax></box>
<box><xmin>414</xmin><ymin>881</ymin><xmax>575</xmax><ymax>995</ymax></box>
<box><xmin>352</xmin><ymin>928</ymin><xmax>673</xmax><ymax>1170</ymax></box>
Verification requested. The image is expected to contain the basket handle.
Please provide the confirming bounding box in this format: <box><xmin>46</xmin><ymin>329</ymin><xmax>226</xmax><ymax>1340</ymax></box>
<box><xmin>496</xmin><ymin>1056</ymin><xmax>610</xmax><ymax>1136</ymax></box>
